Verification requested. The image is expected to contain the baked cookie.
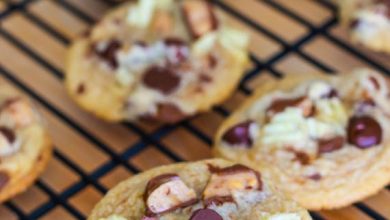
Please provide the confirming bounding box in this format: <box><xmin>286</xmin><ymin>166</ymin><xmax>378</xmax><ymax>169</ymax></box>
<box><xmin>214</xmin><ymin>69</ymin><xmax>390</xmax><ymax>210</ymax></box>
<box><xmin>0</xmin><ymin>83</ymin><xmax>52</xmax><ymax>202</ymax></box>
<box><xmin>88</xmin><ymin>159</ymin><xmax>311</xmax><ymax>220</ymax></box>
<box><xmin>66</xmin><ymin>0</ymin><xmax>250</xmax><ymax>123</ymax></box>
<box><xmin>338</xmin><ymin>0</ymin><xmax>390</xmax><ymax>53</ymax></box>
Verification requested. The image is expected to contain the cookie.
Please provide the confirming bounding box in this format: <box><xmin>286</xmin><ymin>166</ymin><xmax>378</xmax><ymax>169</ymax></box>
<box><xmin>214</xmin><ymin>69</ymin><xmax>390</xmax><ymax>210</ymax></box>
<box><xmin>88</xmin><ymin>159</ymin><xmax>311</xmax><ymax>220</ymax></box>
<box><xmin>0</xmin><ymin>83</ymin><xmax>52</xmax><ymax>202</ymax></box>
<box><xmin>338</xmin><ymin>0</ymin><xmax>390</xmax><ymax>53</ymax></box>
<box><xmin>66</xmin><ymin>0</ymin><xmax>250</xmax><ymax>123</ymax></box>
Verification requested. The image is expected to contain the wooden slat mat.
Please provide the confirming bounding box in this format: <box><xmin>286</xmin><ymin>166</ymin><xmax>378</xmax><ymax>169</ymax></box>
<box><xmin>0</xmin><ymin>0</ymin><xmax>389</xmax><ymax>219</ymax></box>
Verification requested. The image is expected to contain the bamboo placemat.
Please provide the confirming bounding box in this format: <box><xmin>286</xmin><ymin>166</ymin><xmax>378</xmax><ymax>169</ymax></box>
<box><xmin>0</xmin><ymin>0</ymin><xmax>389</xmax><ymax>219</ymax></box>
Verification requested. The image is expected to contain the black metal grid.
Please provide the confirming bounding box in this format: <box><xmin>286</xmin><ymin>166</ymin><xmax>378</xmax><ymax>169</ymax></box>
<box><xmin>0</xmin><ymin>0</ymin><xmax>389</xmax><ymax>219</ymax></box>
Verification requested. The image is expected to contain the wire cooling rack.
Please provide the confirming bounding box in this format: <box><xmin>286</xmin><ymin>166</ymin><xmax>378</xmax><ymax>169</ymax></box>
<box><xmin>0</xmin><ymin>0</ymin><xmax>389</xmax><ymax>219</ymax></box>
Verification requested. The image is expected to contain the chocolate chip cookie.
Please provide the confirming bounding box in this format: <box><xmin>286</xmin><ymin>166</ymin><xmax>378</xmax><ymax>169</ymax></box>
<box><xmin>66</xmin><ymin>0</ymin><xmax>250</xmax><ymax>123</ymax></box>
<box><xmin>214</xmin><ymin>69</ymin><xmax>390</xmax><ymax>210</ymax></box>
<box><xmin>0</xmin><ymin>83</ymin><xmax>52</xmax><ymax>202</ymax></box>
<box><xmin>88</xmin><ymin>159</ymin><xmax>311</xmax><ymax>220</ymax></box>
<box><xmin>338</xmin><ymin>0</ymin><xmax>390</xmax><ymax>53</ymax></box>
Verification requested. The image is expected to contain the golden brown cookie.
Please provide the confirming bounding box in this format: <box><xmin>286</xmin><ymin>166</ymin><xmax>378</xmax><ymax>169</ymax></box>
<box><xmin>338</xmin><ymin>0</ymin><xmax>390</xmax><ymax>53</ymax></box>
<box><xmin>66</xmin><ymin>0</ymin><xmax>250</xmax><ymax>123</ymax></box>
<box><xmin>88</xmin><ymin>159</ymin><xmax>311</xmax><ymax>220</ymax></box>
<box><xmin>0</xmin><ymin>82</ymin><xmax>52</xmax><ymax>202</ymax></box>
<box><xmin>214</xmin><ymin>69</ymin><xmax>390</xmax><ymax>210</ymax></box>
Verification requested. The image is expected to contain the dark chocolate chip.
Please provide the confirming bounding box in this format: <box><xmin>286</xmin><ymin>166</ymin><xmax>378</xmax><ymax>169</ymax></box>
<box><xmin>92</xmin><ymin>40</ymin><xmax>121</xmax><ymax>69</ymax></box>
<box><xmin>143</xmin><ymin>66</ymin><xmax>180</xmax><ymax>95</ymax></box>
<box><xmin>190</xmin><ymin>209</ymin><xmax>223</xmax><ymax>220</ymax></box>
<box><xmin>76</xmin><ymin>84</ymin><xmax>86</xmax><ymax>95</ymax></box>
<box><xmin>0</xmin><ymin>171</ymin><xmax>9</xmax><ymax>190</ymax></box>
<box><xmin>0</xmin><ymin>127</ymin><xmax>15</xmax><ymax>144</ymax></box>
<box><xmin>318</xmin><ymin>136</ymin><xmax>345</xmax><ymax>154</ymax></box>
<box><xmin>347</xmin><ymin>115</ymin><xmax>382</xmax><ymax>149</ymax></box>
<box><xmin>204</xmin><ymin>196</ymin><xmax>234</xmax><ymax>207</ymax></box>
<box><xmin>267</xmin><ymin>97</ymin><xmax>306</xmax><ymax>115</ymax></box>
<box><xmin>307</xmin><ymin>173</ymin><xmax>322</xmax><ymax>181</ymax></box>
<box><xmin>221</xmin><ymin>121</ymin><xmax>255</xmax><ymax>147</ymax></box>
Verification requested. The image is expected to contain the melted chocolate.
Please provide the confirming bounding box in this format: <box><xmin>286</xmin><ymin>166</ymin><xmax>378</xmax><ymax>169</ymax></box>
<box><xmin>143</xmin><ymin>66</ymin><xmax>180</xmax><ymax>95</ymax></box>
<box><xmin>318</xmin><ymin>136</ymin><xmax>345</xmax><ymax>154</ymax></box>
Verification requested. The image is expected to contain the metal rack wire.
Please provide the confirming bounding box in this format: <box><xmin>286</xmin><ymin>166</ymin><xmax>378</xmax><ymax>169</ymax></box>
<box><xmin>0</xmin><ymin>0</ymin><xmax>389</xmax><ymax>219</ymax></box>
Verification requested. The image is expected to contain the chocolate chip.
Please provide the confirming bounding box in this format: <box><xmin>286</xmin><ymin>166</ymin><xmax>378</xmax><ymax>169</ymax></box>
<box><xmin>0</xmin><ymin>127</ymin><xmax>15</xmax><ymax>144</ymax></box>
<box><xmin>181</xmin><ymin>0</ymin><xmax>219</xmax><ymax>39</ymax></box>
<box><xmin>92</xmin><ymin>40</ymin><xmax>121</xmax><ymax>69</ymax></box>
<box><xmin>267</xmin><ymin>97</ymin><xmax>306</xmax><ymax>115</ymax></box>
<box><xmin>318</xmin><ymin>136</ymin><xmax>345</xmax><ymax>154</ymax></box>
<box><xmin>287</xmin><ymin>149</ymin><xmax>310</xmax><ymax>165</ymax></box>
<box><xmin>204</xmin><ymin>196</ymin><xmax>234</xmax><ymax>207</ymax></box>
<box><xmin>143</xmin><ymin>66</ymin><xmax>180</xmax><ymax>95</ymax></box>
<box><xmin>369</xmin><ymin>76</ymin><xmax>380</xmax><ymax>90</ymax></box>
<box><xmin>221</xmin><ymin>121</ymin><xmax>255</xmax><ymax>147</ymax></box>
<box><xmin>347</xmin><ymin>116</ymin><xmax>382</xmax><ymax>149</ymax></box>
<box><xmin>76</xmin><ymin>84</ymin><xmax>86</xmax><ymax>95</ymax></box>
<box><xmin>0</xmin><ymin>171</ymin><xmax>9</xmax><ymax>190</ymax></box>
<box><xmin>190</xmin><ymin>209</ymin><xmax>222</xmax><ymax>220</ymax></box>
<box><xmin>307</xmin><ymin>173</ymin><xmax>322</xmax><ymax>181</ymax></box>
<box><xmin>144</xmin><ymin>174</ymin><xmax>179</xmax><ymax>201</ymax></box>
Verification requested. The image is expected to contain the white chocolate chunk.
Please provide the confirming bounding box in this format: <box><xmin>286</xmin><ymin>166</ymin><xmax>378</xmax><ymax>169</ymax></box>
<box><xmin>192</xmin><ymin>32</ymin><xmax>218</xmax><ymax>56</ymax></box>
<box><xmin>127</xmin><ymin>0</ymin><xmax>157</xmax><ymax>28</ymax></box>
<box><xmin>219</xmin><ymin>27</ymin><xmax>250</xmax><ymax>62</ymax></box>
<box><xmin>264</xmin><ymin>213</ymin><xmax>301</xmax><ymax>220</ymax></box>
<box><xmin>115</xmin><ymin>68</ymin><xmax>135</xmax><ymax>87</ymax></box>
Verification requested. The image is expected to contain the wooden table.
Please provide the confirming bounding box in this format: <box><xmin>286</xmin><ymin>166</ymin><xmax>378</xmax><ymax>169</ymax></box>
<box><xmin>0</xmin><ymin>0</ymin><xmax>389</xmax><ymax>219</ymax></box>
